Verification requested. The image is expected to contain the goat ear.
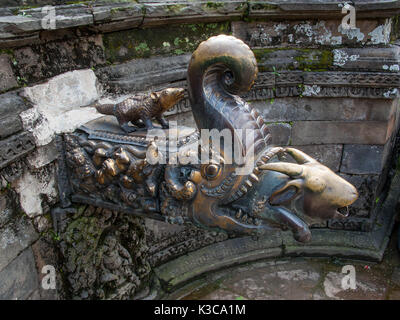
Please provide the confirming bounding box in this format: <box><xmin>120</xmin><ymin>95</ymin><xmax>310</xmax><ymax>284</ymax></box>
<box><xmin>269</xmin><ymin>180</ymin><xmax>303</xmax><ymax>205</ymax></box>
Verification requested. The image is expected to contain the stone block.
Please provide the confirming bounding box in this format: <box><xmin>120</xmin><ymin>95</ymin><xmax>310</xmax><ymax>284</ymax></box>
<box><xmin>0</xmin><ymin>54</ymin><xmax>18</xmax><ymax>93</ymax></box>
<box><xmin>31</xmin><ymin>238</ymin><xmax>59</xmax><ymax>300</ymax></box>
<box><xmin>332</xmin><ymin>47</ymin><xmax>400</xmax><ymax>72</ymax></box>
<box><xmin>0</xmin><ymin>115</ymin><xmax>23</xmax><ymax>139</ymax></box>
<box><xmin>102</xmin><ymin>22</ymin><xmax>229</xmax><ymax>64</ymax></box>
<box><xmin>340</xmin><ymin>145</ymin><xmax>384</xmax><ymax>174</ymax></box>
<box><xmin>13</xmin><ymin>35</ymin><xmax>105</xmax><ymax>84</ymax></box>
<box><xmin>0</xmin><ymin>91</ymin><xmax>30</xmax><ymax>119</ymax></box>
<box><xmin>290</xmin><ymin>144</ymin><xmax>343</xmax><ymax>172</ymax></box>
<box><xmin>252</xmin><ymin>97</ymin><xmax>397</xmax><ymax>122</ymax></box>
<box><xmin>14</xmin><ymin>164</ymin><xmax>57</xmax><ymax>218</ymax></box>
<box><xmin>0</xmin><ymin>190</ymin><xmax>17</xmax><ymax>229</ymax></box>
<box><xmin>0</xmin><ymin>131</ymin><xmax>36</xmax><ymax>170</ymax></box>
<box><xmin>339</xmin><ymin>174</ymin><xmax>379</xmax><ymax>218</ymax></box>
<box><xmin>0</xmin><ymin>216</ymin><xmax>39</xmax><ymax>272</ymax></box>
<box><xmin>142</xmin><ymin>1</ymin><xmax>247</xmax><ymax>27</ymax></box>
<box><xmin>26</xmin><ymin>140</ymin><xmax>58</xmax><ymax>170</ymax></box>
<box><xmin>291</xmin><ymin>121</ymin><xmax>392</xmax><ymax>145</ymax></box>
<box><xmin>21</xmin><ymin>69</ymin><xmax>101</xmax><ymax>146</ymax></box>
<box><xmin>0</xmin><ymin>247</ymin><xmax>39</xmax><ymax>300</ymax></box>
<box><xmin>265</xmin><ymin>122</ymin><xmax>292</xmax><ymax>146</ymax></box>
<box><xmin>97</xmin><ymin>54</ymin><xmax>190</xmax><ymax>93</ymax></box>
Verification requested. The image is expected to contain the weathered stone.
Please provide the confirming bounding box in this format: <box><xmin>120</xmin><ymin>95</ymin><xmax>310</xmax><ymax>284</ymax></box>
<box><xmin>252</xmin><ymin>97</ymin><xmax>397</xmax><ymax>122</ymax></box>
<box><xmin>92</xmin><ymin>3</ymin><xmax>143</xmax><ymax>32</ymax></box>
<box><xmin>0</xmin><ymin>131</ymin><xmax>35</xmax><ymax>170</ymax></box>
<box><xmin>0</xmin><ymin>190</ymin><xmax>16</xmax><ymax>229</ymax></box>
<box><xmin>0</xmin><ymin>15</ymin><xmax>41</xmax><ymax>37</ymax></box>
<box><xmin>103</xmin><ymin>22</ymin><xmax>230</xmax><ymax>63</ymax></box>
<box><xmin>142</xmin><ymin>1</ymin><xmax>247</xmax><ymax>27</ymax></box>
<box><xmin>14</xmin><ymin>164</ymin><xmax>57</xmax><ymax>218</ymax></box>
<box><xmin>31</xmin><ymin>238</ymin><xmax>59</xmax><ymax>300</ymax></box>
<box><xmin>332</xmin><ymin>47</ymin><xmax>399</xmax><ymax>72</ymax></box>
<box><xmin>291</xmin><ymin>121</ymin><xmax>392</xmax><ymax>145</ymax></box>
<box><xmin>265</xmin><ymin>122</ymin><xmax>291</xmax><ymax>146</ymax></box>
<box><xmin>248</xmin><ymin>0</ymin><xmax>400</xmax><ymax>19</ymax></box>
<box><xmin>233</xmin><ymin>19</ymin><xmax>389</xmax><ymax>47</ymax></box>
<box><xmin>0</xmin><ymin>215</ymin><xmax>39</xmax><ymax>272</ymax></box>
<box><xmin>0</xmin><ymin>90</ymin><xmax>30</xmax><ymax>119</ymax></box>
<box><xmin>290</xmin><ymin>144</ymin><xmax>343</xmax><ymax>172</ymax></box>
<box><xmin>0</xmin><ymin>247</ymin><xmax>39</xmax><ymax>299</ymax></box>
<box><xmin>21</xmin><ymin>69</ymin><xmax>101</xmax><ymax>146</ymax></box>
<box><xmin>97</xmin><ymin>54</ymin><xmax>190</xmax><ymax>93</ymax></box>
<box><xmin>339</xmin><ymin>174</ymin><xmax>379</xmax><ymax>218</ymax></box>
<box><xmin>21</xmin><ymin>4</ymin><xmax>93</xmax><ymax>30</ymax></box>
<box><xmin>0</xmin><ymin>54</ymin><xmax>18</xmax><ymax>93</ymax></box>
<box><xmin>341</xmin><ymin>145</ymin><xmax>384</xmax><ymax>174</ymax></box>
<box><xmin>0</xmin><ymin>115</ymin><xmax>23</xmax><ymax>139</ymax></box>
<box><xmin>13</xmin><ymin>35</ymin><xmax>105</xmax><ymax>84</ymax></box>
<box><xmin>26</xmin><ymin>140</ymin><xmax>58</xmax><ymax>170</ymax></box>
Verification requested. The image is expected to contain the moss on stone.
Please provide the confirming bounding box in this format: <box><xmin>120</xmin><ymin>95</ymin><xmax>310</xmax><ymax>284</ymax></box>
<box><xmin>203</xmin><ymin>2</ymin><xmax>225</xmax><ymax>10</ymax></box>
<box><xmin>253</xmin><ymin>48</ymin><xmax>333</xmax><ymax>72</ymax></box>
<box><xmin>250</xmin><ymin>3</ymin><xmax>279</xmax><ymax>11</ymax></box>
<box><xmin>103</xmin><ymin>22</ymin><xmax>231</xmax><ymax>63</ymax></box>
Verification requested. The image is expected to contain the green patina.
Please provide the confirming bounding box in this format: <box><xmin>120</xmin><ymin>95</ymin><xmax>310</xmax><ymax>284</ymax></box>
<box><xmin>103</xmin><ymin>22</ymin><xmax>230</xmax><ymax>63</ymax></box>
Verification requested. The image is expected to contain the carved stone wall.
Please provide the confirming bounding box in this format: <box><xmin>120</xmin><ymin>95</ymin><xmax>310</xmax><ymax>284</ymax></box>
<box><xmin>0</xmin><ymin>0</ymin><xmax>399</xmax><ymax>299</ymax></box>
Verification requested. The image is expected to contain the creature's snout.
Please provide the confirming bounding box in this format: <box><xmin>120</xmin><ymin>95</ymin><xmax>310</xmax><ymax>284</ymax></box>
<box><xmin>260</xmin><ymin>147</ymin><xmax>359</xmax><ymax>221</ymax></box>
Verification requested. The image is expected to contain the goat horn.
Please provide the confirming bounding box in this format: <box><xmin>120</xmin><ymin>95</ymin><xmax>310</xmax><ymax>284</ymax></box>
<box><xmin>259</xmin><ymin>162</ymin><xmax>303</xmax><ymax>177</ymax></box>
<box><xmin>284</xmin><ymin>147</ymin><xmax>317</xmax><ymax>164</ymax></box>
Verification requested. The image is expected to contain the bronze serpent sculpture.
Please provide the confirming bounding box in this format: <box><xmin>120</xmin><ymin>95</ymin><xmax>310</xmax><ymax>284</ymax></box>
<box><xmin>61</xmin><ymin>35</ymin><xmax>358</xmax><ymax>243</ymax></box>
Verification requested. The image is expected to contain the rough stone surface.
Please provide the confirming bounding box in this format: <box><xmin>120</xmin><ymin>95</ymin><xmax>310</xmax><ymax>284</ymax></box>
<box><xmin>339</xmin><ymin>174</ymin><xmax>379</xmax><ymax>218</ymax></box>
<box><xmin>341</xmin><ymin>145</ymin><xmax>384</xmax><ymax>174</ymax></box>
<box><xmin>265</xmin><ymin>122</ymin><xmax>292</xmax><ymax>146</ymax></box>
<box><xmin>0</xmin><ymin>214</ymin><xmax>39</xmax><ymax>272</ymax></box>
<box><xmin>252</xmin><ymin>98</ymin><xmax>397</xmax><ymax>122</ymax></box>
<box><xmin>0</xmin><ymin>247</ymin><xmax>39</xmax><ymax>300</ymax></box>
<box><xmin>21</xmin><ymin>69</ymin><xmax>101</xmax><ymax>146</ymax></box>
<box><xmin>0</xmin><ymin>54</ymin><xmax>18</xmax><ymax>92</ymax></box>
<box><xmin>26</xmin><ymin>140</ymin><xmax>58</xmax><ymax>170</ymax></box>
<box><xmin>0</xmin><ymin>91</ymin><xmax>30</xmax><ymax>139</ymax></box>
<box><xmin>57</xmin><ymin>206</ymin><xmax>151</xmax><ymax>300</ymax></box>
<box><xmin>292</xmin><ymin>121</ymin><xmax>391</xmax><ymax>145</ymax></box>
<box><xmin>13</xmin><ymin>35</ymin><xmax>105</xmax><ymax>85</ymax></box>
<box><xmin>292</xmin><ymin>144</ymin><xmax>343</xmax><ymax>172</ymax></box>
<box><xmin>13</xmin><ymin>164</ymin><xmax>57</xmax><ymax>218</ymax></box>
<box><xmin>232</xmin><ymin>19</ymin><xmax>389</xmax><ymax>47</ymax></box>
<box><xmin>97</xmin><ymin>54</ymin><xmax>190</xmax><ymax>94</ymax></box>
<box><xmin>31</xmin><ymin>237</ymin><xmax>61</xmax><ymax>300</ymax></box>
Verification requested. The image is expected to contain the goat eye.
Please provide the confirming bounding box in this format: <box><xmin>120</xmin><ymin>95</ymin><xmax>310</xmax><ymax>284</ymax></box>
<box><xmin>202</xmin><ymin>164</ymin><xmax>221</xmax><ymax>180</ymax></box>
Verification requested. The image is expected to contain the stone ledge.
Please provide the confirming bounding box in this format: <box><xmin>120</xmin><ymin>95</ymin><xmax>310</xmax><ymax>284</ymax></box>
<box><xmin>341</xmin><ymin>145</ymin><xmax>385</xmax><ymax>174</ymax></box>
<box><xmin>0</xmin><ymin>247</ymin><xmax>39</xmax><ymax>299</ymax></box>
<box><xmin>1</xmin><ymin>1</ymin><xmax>399</xmax><ymax>48</ymax></box>
<box><xmin>291</xmin><ymin>120</ymin><xmax>393</xmax><ymax>145</ymax></box>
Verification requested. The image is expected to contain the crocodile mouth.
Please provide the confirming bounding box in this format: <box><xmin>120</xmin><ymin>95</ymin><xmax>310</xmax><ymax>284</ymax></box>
<box><xmin>216</xmin><ymin>206</ymin><xmax>264</xmax><ymax>228</ymax></box>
